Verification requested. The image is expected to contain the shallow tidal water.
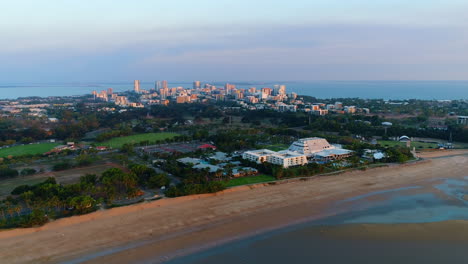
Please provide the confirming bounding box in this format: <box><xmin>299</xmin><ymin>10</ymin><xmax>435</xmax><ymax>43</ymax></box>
<box><xmin>167</xmin><ymin>177</ymin><xmax>468</xmax><ymax>264</ymax></box>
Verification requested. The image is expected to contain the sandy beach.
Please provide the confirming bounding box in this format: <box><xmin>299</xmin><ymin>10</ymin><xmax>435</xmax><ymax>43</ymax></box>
<box><xmin>0</xmin><ymin>150</ymin><xmax>467</xmax><ymax>264</ymax></box>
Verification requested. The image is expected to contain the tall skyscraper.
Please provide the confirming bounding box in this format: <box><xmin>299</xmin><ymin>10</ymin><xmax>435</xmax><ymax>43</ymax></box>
<box><xmin>273</xmin><ymin>85</ymin><xmax>280</xmax><ymax>95</ymax></box>
<box><xmin>134</xmin><ymin>80</ymin><xmax>141</xmax><ymax>93</ymax></box>
<box><xmin>162</xmin><ymin>80</ymin><xmax>168</xmax><ymax>89</ymax></box>
<box><xmin>279</xmin><ymin>85</ymin><xmax>286</xmax><ymax>95</ymax></box>
<box><xmin>193</xmin><ymin>81</ymin><xmax>201</xmax><ymax>89</ymax></box>
<box><xmin>273</xmin><ymin>84</ymin><xmax>286</xmax><ymax>95</ymax></box>
<box><xmin>107</xmin><ymin>88</ymin><xmax>113</xmax><ymax>95</ymax></box>
<box><xmin>155</xmin><ymin>81</ymin><xmax>161</xmax><ymax>90</ymax></box>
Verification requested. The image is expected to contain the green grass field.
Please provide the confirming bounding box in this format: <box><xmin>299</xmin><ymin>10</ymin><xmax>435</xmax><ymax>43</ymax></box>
<box><xmin>0</xmin><ymin>143</ymin><xmax>60</xmax><ymax>158</ymax></box>
<box><xmin>100</xmin><ymin>133</ymin><xmax>180</xmax><ymax>149</ymax></box>
<box><xmin>261</xmin><ymin>144</ymin><xmax>290</xmax><ymax>152</ymax></box>
<box><xmin>378</xmin><ymin>140</ymin><xmax>437</xmax><ymax>149</ymax></box>
<box><xmin>225</xmin><ymin>174</ymin><xmax>276</xmax><ymax>188</ymax></box>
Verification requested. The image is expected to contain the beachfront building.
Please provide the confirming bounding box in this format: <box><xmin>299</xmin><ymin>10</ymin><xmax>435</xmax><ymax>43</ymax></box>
<box><xmin>288</xmin><ymin>137</ymin><xmax>334</xmax><ymax>156</ymax></box>
<box><xmin>243</xmin><ymin>138</ymin><xmax>353</xmax><ymax>167</ymax></box>
<box><xmin>243</xmin><ymin>149</ymin><xmax>307</xmax><ymax>168</ymax></box>
<box><xmin>266</xmin><ymin>151</ymin><xmax>308</xmax><ymax>168</ymax></box>
<box><xmin>311</xmin><ymin>148</ymin><xmax>354</xmax><ymax>163</ymax></box>
<box><xmin>288</xmin><ymin>137</ymin><xmax>353</xmax><ymax>162</ymax></box>
<box><xmin>243</xmin><ymin>149</ymin><xmax>277</xmax><ymax>164</ymax></box>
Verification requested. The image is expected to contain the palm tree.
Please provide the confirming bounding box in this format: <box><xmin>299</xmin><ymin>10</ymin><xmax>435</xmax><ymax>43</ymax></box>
<box><xmin>0</xmin><ymin>206</ymin><xmax>6</xmax><ymax>219</ymax></box>
<box><xmin>14</xmin><ymin>205</ymin><xmax>22</xmax><ymax>217</ymax></box>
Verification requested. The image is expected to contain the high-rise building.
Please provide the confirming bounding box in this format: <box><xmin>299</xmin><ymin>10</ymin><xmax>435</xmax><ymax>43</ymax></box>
<box><xmin>107</xmin><ymin>88</ymin><xmax>113</xmax><ymax>95</ymax></box>
<box><xmin>193</xmin><ymin>81</ymin><xmax>201</xmax><ymax>89</ymax></box>
<box><xmin>273</xmin><ymin>84</ymin><xmax>286</xmax><ymax>95</ymax></box>
<box><xmin>162</xmin><ymin>80</ymin><xmax>168</xmax><ymax>89</ymax></box>
<box><xmin>262</xmin><ymin>87</ymin><xmax>272</xmax><ymax>96</ymax></box>
<box><xmin>159</xmin><ymin>88</ymin><xmax>168</xmax><ymax>99</ymax></box>
<box><xmin>155</xmin><ymin>81</ymin><xmax>162</xmax><ymax>90</ymax></box>
<box><xmin>273</xmin><ymin>85</ymin><xmax>280</xmax><ymax>95</ymax></box>
<box><xmin>279</xmin><ymin>85</ymin><xmax>286</xmax><ymax>95</ymax></box>
<box><xmin>134</xmin><ymin>80</ymin><xmax>141</xmax><ymax>93</ymax></box>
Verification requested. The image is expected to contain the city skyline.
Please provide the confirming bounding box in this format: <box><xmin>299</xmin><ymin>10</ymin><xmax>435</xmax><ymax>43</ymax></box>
<box><xmin>1</xmin><ymin>1</ymin><xmax>468</xmax><ymax>82</ymax></box>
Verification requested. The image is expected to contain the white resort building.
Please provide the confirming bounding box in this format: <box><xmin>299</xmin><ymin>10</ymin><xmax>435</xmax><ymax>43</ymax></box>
<box><xmin>243</xmin><ymin>137</ymin><xmax>353</xmax><ymax>168</ymax></box>
<box><xmin>288</xmin><ymin>137</ymin><xmax>334</xmax><ymax>156</ymax></box>
<box><xmin>242</xmin><ymin>149</ymin><xmax>307</xmax><ymax>168</ymax></box>
<box><xmin>242</xmin><ymin>149</ymin><xmax>277</xmax><ymax>164</ymax></box>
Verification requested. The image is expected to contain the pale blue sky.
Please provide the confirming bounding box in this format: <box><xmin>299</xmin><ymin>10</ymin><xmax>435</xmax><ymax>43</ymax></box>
<box><xmin>1</xmin><ymin>0</ymin><xmax>467</xmax><ymax>81</ymax></box>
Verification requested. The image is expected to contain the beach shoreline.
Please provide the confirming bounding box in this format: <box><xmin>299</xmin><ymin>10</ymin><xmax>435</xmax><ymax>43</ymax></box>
<box><xmin>0</xmin><ymin>150</ymin><xmax>467</xmax><ymax>264</ymax></box>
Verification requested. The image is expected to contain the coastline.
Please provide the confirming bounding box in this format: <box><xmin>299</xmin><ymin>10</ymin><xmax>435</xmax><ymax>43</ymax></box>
<box><xmin>0</xmin><ymin>151</ymin><xmax>467</xmax><ymax>264</ymax></box>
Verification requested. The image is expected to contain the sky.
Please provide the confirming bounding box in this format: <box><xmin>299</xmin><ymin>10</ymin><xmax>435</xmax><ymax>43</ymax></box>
<box><xmin>1</xmin><ymin>0</ymin><xmax>468</xmax><ymax>82</ymax></box>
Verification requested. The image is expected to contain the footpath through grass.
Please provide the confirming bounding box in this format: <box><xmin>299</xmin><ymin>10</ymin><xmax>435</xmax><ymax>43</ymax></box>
<box><xmin>0</xmin><ymin>143</ymin><xmax>60</xmax><ymax>158</ymax></box>
<box><xmin>100</xmin><ymin>133</ymin><xmax>180</xmax><ymax>149</ymax></box>
<box><xmin>225</xmin><ymin>174</ymin><xmax>276</xmax><ymax>188</ymax></box>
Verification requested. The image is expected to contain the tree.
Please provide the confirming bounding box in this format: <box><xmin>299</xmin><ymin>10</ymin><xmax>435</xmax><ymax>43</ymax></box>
<box><xmin>52</xmin><ymin>161</ymin><xmax>72</xmax><ymax>171</ymax></box>
<box><xmin>0</xmin><ymin>167</ymin><xmax>19</xmax><ymax>178</ymax></box>
<box><xmin>20</xmin><ymin>168</ymin><xmax>37</xmax><ymax>176</ymax></box>
<box><xmin>68</xmin><ymin>195</ymin><xmax>96</xmax><ymax>214</ymax></box>
<box><xmin>75</xmin><ymin>154</ymin><xmax>95</xmax><ymax>167</ymax></box>
<box><xmin>148</xmin><ymin>174</ymin><xmax>170</xmax><ymax>189</ymax></box>
<box><xmin>121</xmin><ymin>143</ymin><xmax>135</xmax><ymax>154</ymax></box>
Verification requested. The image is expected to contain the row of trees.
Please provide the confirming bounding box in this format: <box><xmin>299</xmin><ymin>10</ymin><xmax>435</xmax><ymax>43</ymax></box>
<box><xmin>0</xmin><ymin>167</ymin><xmax>144</xmax><ymax>228</ymax></box>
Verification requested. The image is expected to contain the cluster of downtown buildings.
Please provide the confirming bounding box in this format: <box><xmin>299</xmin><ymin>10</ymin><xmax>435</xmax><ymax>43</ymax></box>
<box><xmin>91</xmin><ymin>80</ymin><xmax>370</xmax><ymax>115</ymax></box>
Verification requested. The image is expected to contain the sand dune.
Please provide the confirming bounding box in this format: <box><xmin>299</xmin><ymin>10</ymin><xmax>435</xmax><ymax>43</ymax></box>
<box><xmin>0</xmin><ymin>153</ymin><xmax>467</xmax><ymax>264</ymax></box>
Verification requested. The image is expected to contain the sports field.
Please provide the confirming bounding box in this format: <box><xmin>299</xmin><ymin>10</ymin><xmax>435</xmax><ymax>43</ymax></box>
<box><xmin>0</xmin><ymin>143</ymin><xmax>60</xmax><ymax>158</ymax></box>
<box><xmin>100</xmin><ymin>133</ymin><xmax>179</xmax><ymax>149</ymax></box>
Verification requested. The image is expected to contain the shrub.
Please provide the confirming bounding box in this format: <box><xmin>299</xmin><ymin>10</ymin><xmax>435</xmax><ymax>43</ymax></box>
<box><xmin>0</xmin><ymin>168</ymin><xmax>19</xmax><ymax>179</ymax></box>
<box><xmin>53</xmin><ymin>161</ymin><xmax>72</xmax><ymax>171</ymax></box>
<box><xmin>20</xmin><ymin>168</ymin><xmax>37</xmax><ymax>176</ymax></box>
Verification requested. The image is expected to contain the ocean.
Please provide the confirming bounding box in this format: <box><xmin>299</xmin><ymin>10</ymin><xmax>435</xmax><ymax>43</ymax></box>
<box><xmin>167</xmin><ymin>177</ymin><xmax>468</xmax><ymax>264</ymax></box>
<box><xmin>1</xmin><ymin>81</ymin><xmax>467</xmax><ymax>100</ymax></box>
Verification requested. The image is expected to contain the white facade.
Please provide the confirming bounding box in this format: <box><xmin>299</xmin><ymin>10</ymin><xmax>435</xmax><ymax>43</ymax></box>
<box><xmin>458</xmin><ymin>116</ymin><xmax>468</xmax><ymax>125</ymax></box>
<box><xmin>243</xmin><ymin>149</ymin><xmax>307</xmax><ymax>168</ymax></box>
<box><xmin>288</xmin><ymin>137</ymin><xmax>334</xmax><ymax>156</ymax></box>
<box><xmin>243</xmin><ymin>149</ymin><xmax>277</xmax><ymax>163</ymax></box>
<box><xmin>267</xmin><ymin>151</ymin><xmax>308</xmax><ymax>168</ymax></box>
<box><xmin>243</xmin><ymin>137</ymin><xmax>353</xmax><ymax>167</ymax></box>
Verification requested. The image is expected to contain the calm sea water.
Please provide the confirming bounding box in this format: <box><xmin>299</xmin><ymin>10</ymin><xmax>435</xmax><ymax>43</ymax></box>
<box><xmin>1</xmin><ymin>81</ymin><xmax>467</xmax><ymax>100</ymax></box>
<box><xmin>167</xmin><ymin>177</ymin><xmax>468</xmax><ymax>264</ymax></box>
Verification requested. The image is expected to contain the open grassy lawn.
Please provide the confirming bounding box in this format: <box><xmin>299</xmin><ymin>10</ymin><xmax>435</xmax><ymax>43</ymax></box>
<box><xmin>225</xmin><ymin>174</ymin><xmax>276</xmax><ymax>188</ymax></box>
<box><xmin>378</xmin><ymin>140</ymin><xmax>438</xmax><ymax>149</ymax></box>
<box><xmin>0</xmin><ymin>163</ymin><xmax>124</xmax><ymax>197</ymax></box>
<box><xmin>0</xmin><ymin>143</ymin><xmax>60</xmax><ymax>158</ymax></box>
<box><xmin>261</xmin><ymin>144</ymin><xmax>290</xmax><ymax>152</ymax></box>
<box><xmin>100</xmin><ymin>133</ymin><xmax>180</xmax><ymax>149</ymax></box>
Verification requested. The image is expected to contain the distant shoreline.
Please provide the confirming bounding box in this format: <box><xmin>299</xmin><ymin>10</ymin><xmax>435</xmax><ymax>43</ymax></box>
<box><xmin>0</xmin><ymin>150</ymin><xmax>467</xmax><ymax>264</ymax></box>
<box><xmin>1</xmin><ymin>80</ymin><xmax>468</xmax><ymax>100</ymax></box>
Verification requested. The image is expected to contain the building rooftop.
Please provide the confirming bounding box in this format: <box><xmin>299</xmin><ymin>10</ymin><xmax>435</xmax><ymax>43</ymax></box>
<box><xmin>314</xmin><ymin>148</ymin><xmax>353</xmax><ymax>158</ymax></box>
<box><xmin>245</xmin><ymin>149</ymin><xmax>277</xmax><ymax>156</ymax></box>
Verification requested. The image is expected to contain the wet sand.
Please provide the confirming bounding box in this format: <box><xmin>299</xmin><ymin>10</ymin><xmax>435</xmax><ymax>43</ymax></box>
<box><xmin>0</xmin><ymin>151</ymin><xmax>467</xmax><ymax>264</ymax></box>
